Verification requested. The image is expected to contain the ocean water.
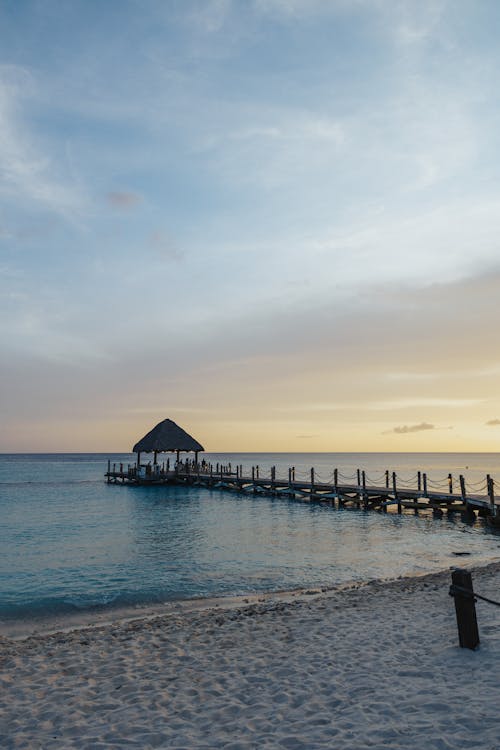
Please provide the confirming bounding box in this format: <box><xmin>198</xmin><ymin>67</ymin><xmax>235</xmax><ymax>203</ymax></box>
<box><xmin>1</xmin><ymin>452</ymin><xmax>500</xmax><ymax>623</ymax></box>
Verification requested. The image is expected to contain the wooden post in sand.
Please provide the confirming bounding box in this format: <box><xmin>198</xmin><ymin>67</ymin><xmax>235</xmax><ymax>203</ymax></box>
<box><xmin>450</xmin><ymin>569</ymin><xmax>479</xmax><ymax>650</ymax></box>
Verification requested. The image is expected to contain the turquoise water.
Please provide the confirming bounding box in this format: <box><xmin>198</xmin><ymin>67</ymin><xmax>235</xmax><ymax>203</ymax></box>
<box><xmin>1</xmin><ymin>453</ymin><xmax>500</xmax><ymax>622</ymax></box>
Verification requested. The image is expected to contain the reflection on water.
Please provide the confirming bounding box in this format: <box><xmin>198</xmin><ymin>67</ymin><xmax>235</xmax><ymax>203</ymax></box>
<box><xmin>0</xmin><ymin>453</ymin><xmax>499</xmax><ymax>620</ymax></box>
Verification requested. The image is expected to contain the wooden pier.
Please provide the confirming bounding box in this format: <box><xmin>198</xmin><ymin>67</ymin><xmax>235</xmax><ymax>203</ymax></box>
<box><xmin>105</xmin><ymin>461</ymin><xmax>500</xmax><ymax>524</ymax></box>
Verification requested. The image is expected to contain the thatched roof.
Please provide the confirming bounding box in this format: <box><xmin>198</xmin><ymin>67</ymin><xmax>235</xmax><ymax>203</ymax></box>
<box><xmin>132</xmin><ymin>419</ymin><xmax>204</xmax><ymax>453</ymax></box>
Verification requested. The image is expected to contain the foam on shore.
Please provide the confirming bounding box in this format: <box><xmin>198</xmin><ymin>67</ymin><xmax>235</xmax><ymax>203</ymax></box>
<box><xmin>1</xmin><ymin>563</ymin><xmax>500</xmax><ymax>749</ymax></box>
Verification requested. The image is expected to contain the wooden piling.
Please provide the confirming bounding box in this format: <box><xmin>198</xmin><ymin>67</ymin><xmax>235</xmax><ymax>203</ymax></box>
<box><xmin>450</xmin><ymin>569</ymin><xmax>479</xmax><ymax>650</ymax></box>
<box><xmin>487</xmin><ymin>475</ymin><xmax>495</xmax><ymax>514</ymax></box>
<box><xmin>460</xmin><ymin>475</ymin><xmax>466</xmax><ymax>503</ymax></box>
<box><xmin>393</xmin><ymin>472</ymin><xmax>401</xmax><ymax>514</ymax></box>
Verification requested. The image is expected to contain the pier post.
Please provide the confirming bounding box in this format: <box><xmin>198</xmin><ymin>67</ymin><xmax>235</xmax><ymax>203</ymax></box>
<box><xmin>448</xmin><ymin>473</ymin><xmax>453</xmax><ymax>494</ymax></box>
<box><xmin>487</xmin><ymin>475</ymin><xmax>495</xmax><ymax>515</ymax></box>
<box><xmin>256</xmin><ymin>465</ymin><xmax>259</xmax><ymax>479</ymax></box>
<box><xmin>417</xmin><ymin>471</ymin><xmax>421</xmax><ymax>493</ymax></box>
<box><xmin>252</xmin><ymin>466</ymin><xmax>255</xmax><ymax>481</ymax></box>
<box><xmin>385</xmin><ymin>470</ymin><xmax>389</xmax><ymax>490</ymax></box>
<box><xmin>362</xmin><ymin>470</ymin><xmax>367</xmax><ymax>508</ymax></box>
<box><xmin>288</xmin><ymin>467</ymin><xmax>292</xmax><ymax>486</ymax></box>
<box><xmin>271</xmin><ymin>466</ymin><xmax>276</xmax><ymax>489</ymax></box>
<box><xmin>423</xmin><ymin>473</ymin><xmax>428</xmax><ymax>497</ymax></box>
<box><xmin>449</xmin><ymin>569</ymin><xmax>479</xmax><ymax>650</ymax></box>
<box><xmin>333</xmin><ymin>468</ymin><xmax>338</xmax><ymax>494</ymax></box>
<box><xmin>107</xmin><ymin>459</ymin><xmax>111</xmax><ymax>483</ymax></box>
<box><xmin>393</xmin><ymin>472</ymin><xmax>401</xmax><ymax>514</ymax></box>
<box><xmin>311</xmin><ymin>467</ymin><xmax>315</xmax><ymax>497</ymax></box>
<box><xmin>460</xmin><ymin>475</ymin><xmax>467</xmax><ymax>503</ymax></box>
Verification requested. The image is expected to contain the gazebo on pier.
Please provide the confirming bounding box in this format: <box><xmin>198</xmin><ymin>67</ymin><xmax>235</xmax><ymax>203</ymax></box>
<box><xmin>132</xmin><ymin>418</ymin><xmax>204</xmax><ymax>470</ymax></box>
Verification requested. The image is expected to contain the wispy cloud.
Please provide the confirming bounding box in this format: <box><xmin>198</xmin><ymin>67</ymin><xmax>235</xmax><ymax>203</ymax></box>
<box><xmin>486</xmin><ymin>419</ymin><xmax>500</xmax><ymax>427</ymax></box>
<box><xmin>149</xmin><ymin>230</ymin><xmax>184</xmax><ymax>261</ymax></box>
<box><xmin>107</xmin><ymin>191</ymin><xmax>143</xmax><ymax>209</ymax></box>
<box><xmin>0</xmin><ymin>65</ymin><xmax>85</xmax><ymax>217</ymax></box>
<box><xmin>187</xmin><ymin>0</ymin><xmax>232</xmax><ymax>33</ymax></box>
<box><xmin>391</xmin><ymin>423</ymin><xmax>435</xmax><ymax>434</ymax></box>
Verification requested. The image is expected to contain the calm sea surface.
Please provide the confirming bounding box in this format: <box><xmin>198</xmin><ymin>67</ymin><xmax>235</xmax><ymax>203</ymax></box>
<box><xmin>1</xmin><ymin>452</ymin><xmax>500</xmax><ymax>622</ymax></box>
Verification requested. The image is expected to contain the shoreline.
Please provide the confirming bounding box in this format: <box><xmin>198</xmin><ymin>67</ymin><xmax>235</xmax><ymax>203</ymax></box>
<box><xmin>3</xmin><ymin>558</ymin><xmax>500</xmax><ymax>642</ymax></box>
<box><xmin>2</xmin><ymin>561</ymin><xmax>500</xmax><ymax>748</ymax></box>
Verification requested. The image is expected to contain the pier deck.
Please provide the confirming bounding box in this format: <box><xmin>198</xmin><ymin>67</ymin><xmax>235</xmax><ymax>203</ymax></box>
<box><xmin>105</xmin><ymin>462</ymin><xmax>499</xmax><ymax>523</ymax></box>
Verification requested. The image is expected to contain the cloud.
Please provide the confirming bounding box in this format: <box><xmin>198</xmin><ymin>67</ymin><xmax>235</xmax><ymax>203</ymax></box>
<box><xmin>0</xmin><ymin>65</ymin><xmax>85</xmax><ymax>216</ymax></box>
<box><xmin>149</xmin><ymin>231</ymin><xmax>184</xmax><ymax>261</ymax></box>
<box><xmin>107</xmin><ymin>191</ymin><xmax>143</xmax><ymax>209</ymax></box>
<box><xmin>187</xmin><ymin>0</ymin><xmax>232</xmax><ymax>33</ymax></box>
<box><xmin>391</xmin><ymin>422</ymin><xmax>435</xmax><ymax>434</ymax></box>
<box><xmin>486</xmin><ymin>419</ymin><xmax>500</xmax><ymax>426</ymax></box>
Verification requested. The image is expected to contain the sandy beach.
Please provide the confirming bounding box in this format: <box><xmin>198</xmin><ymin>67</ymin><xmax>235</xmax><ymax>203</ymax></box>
<box><xmin>1</xmin><ymin>563</ymin><xmax>500</xmax><ymax>750</ymax></box>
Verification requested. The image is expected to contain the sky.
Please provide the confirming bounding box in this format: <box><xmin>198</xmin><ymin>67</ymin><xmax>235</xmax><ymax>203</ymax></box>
<box><xmin>1</xmin><ymin>0</ymin><xmax>500</xmax><ymax>453</ymax></box>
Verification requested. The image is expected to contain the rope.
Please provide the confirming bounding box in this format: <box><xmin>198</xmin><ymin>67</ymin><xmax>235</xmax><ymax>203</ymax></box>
<box><xmin>396</xmin><ymin>473</ymin><xmax>419</xmax><ymax>485</ymax></box>
<box><xmin>337</xmin><ymin>471</ymin><xmax>357</xmax><ymax>481</ymax></box>
<box><xmin>426</xmin><ymin>478</ymin><xmax>451</xmax><ymax>489</ymax></box>
<box><xmin>449</xmin><ymin>584</ymin><xmax>500</xmax><ymax>607</ymax></box>
<box><xmin>464</xmin><ymin>482</ymin><xmax>488</xmax><ymax>494</ymax></box>
<box><xmin>465</xmin><ymin>480</ymin><xmax>489</xmax><ymax>491</ymax></box>
<box><xmin>364</xmin><ymin>472</ymin><xmax>388</xmax><ymax>484</ymax></box>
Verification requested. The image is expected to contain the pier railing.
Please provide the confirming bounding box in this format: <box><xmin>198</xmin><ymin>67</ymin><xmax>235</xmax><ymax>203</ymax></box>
<box><xmin>105</xmin><ymin>460</ymin><xmax>500</xmax><ymax>524</ymax></box>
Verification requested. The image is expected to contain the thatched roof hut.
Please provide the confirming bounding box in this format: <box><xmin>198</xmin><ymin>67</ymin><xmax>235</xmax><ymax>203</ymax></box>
<box><xmin>132</xmin><ymin>418</ymin><xmax>204</xmax><ymax>464</ymax></box>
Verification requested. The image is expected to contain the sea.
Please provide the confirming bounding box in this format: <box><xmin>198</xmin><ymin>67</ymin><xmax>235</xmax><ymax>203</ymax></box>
<box><xmin>1</xmin><ymin>452</ymin><xmax>500</xmax><ymax>625</ymax></box>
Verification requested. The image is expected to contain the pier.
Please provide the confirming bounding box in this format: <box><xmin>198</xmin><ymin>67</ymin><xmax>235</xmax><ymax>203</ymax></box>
<box><xmin>105</xmin><ymin>460</ymin><xmax>500</xmax><ymax>524</ymax></box>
